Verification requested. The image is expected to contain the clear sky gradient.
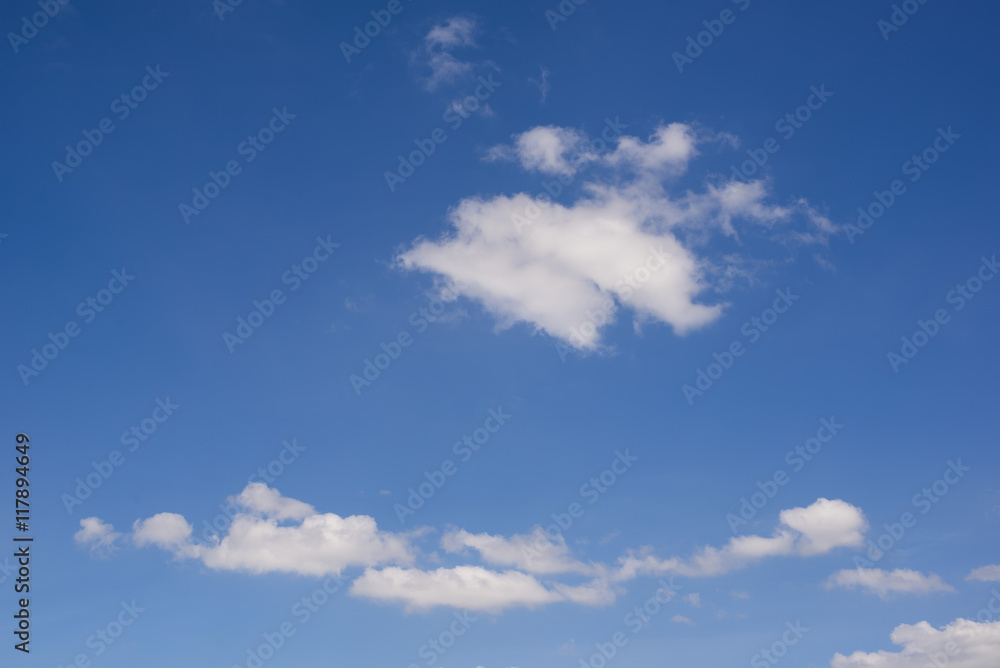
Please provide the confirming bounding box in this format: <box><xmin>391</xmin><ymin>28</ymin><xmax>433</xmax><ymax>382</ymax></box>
<box><xmin>2</xmin><ymin>1</ymin><xmax>999</xmax><ymax>667</ymax></box>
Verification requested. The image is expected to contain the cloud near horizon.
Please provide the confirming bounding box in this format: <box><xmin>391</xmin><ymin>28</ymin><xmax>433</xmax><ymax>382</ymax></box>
<box><xmin>831</xmin><ymin>618</ymin><xmax>1000</xmax><ymax>668</ymax></box>
<box><xmin>78</xmin><ymin>487</ymin><xmax>884</xmax><ymax>613</ymax></box>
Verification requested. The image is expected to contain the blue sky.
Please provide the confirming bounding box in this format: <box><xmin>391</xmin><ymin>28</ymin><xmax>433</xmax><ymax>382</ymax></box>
<box><xmin>2</xmin><ymin>0</ymin><xmax>1000</xmax><ymax>666</ymax></box>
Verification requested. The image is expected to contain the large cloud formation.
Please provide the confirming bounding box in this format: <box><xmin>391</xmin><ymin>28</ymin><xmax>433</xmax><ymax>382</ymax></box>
<box><xmin>397</xmin><ymin>122</ymin><xmax>835</xmax><ymax>351</ymax></box>
<box><xmin>78</xmin><ymin>489</ymin><xmax>877</xmax><ymax>613</ymax></box>
<box><xmin>831</xmin><ymin>618</ymin><xmax>1000</xmax><ymax>668</ymax></box>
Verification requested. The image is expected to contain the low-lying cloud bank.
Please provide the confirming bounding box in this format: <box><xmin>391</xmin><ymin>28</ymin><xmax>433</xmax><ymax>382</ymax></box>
<box><xmin>75</xmin><ymin>485</ymin><xmax>911</xmax><ymax>615</ymax></box>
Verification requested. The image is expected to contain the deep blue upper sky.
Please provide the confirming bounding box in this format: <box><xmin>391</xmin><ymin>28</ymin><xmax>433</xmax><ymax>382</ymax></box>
<box><xmin>2</xmin><ymin>1</ymin><xmax>999</xmax><ymax>667</ymax></box>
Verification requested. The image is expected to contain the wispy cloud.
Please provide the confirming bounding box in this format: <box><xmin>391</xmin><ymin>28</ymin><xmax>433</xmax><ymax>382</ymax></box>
<box><xmin>826</xmin><ymin>568</ymin><xmax>955</xmax><ymax>599</ymax></box>
<box><xmin>418</xmin><ymin>16</ymin><xmax>479</xmax><ymax>90</ymax></box>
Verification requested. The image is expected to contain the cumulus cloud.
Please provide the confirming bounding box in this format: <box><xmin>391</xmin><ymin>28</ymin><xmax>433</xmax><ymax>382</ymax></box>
<box><xmin>350</xmin><ymin>566</ymin><xmax>564</xmax><ymax>612</ymax></box>
<box><xmin>133</xmin><ymin>512</ymin><xmax>200</xmax><ymax>557</ymax></box>
<box><xmin>419</xmin><ymin>16</ymin><xmax>478</xmax><ymax>90</ymax></box>
<box><xmin>352</xmin><ymin>528</ymin><xmax>617</xmax><ymax>611</ymax></box>
<box><xmin>129</xmin><ymin>483</ymin><xmax>414</xmax><ymax>576</ymax></box>
<box><xmin>442</xmin><ymin>527</ymin><xmax>597</xmax><ymax>576</ymax></box>
<box><xmin>613</xmin><ymin>498</ymin><xmax>866</xmax><ymax>579</ymax></box>
<box><xmin>967</xmin><ymin>565</ymin><xmax>1000</xmax><ymax>582</ymax></box>
<box><xmin>831</xmin><ymin>618</ymin><xmax>1000</xmax><ymax>668</ymax></box>
<box><xmin>779</xmin><ymin>497</ymin><xmax>869</xmax><ymax>556</ymax></box>
<box><xmin>398</xmin><ymin>121</ymin><xmax>835</xmax><ymax>352</ymax></box>
<box><xmin>90</xmin><ymin>488</ymin><xmax>872</xmax><ymax>615</ymax></box>
<box><xmin>671</xmin><ymin>614</ymin><xmax>696</xmax><ymax>626</ymax></box>
<box><xmin>826</xmin><ymin>568</ymin><xmax>956</xmax><ymax>599</ymax></box>
<box><xmin>75</xmin><ymin>517</ymin><xmax>121</xmax><ymax>554</ymax></box>
<box><xmin>487</xmin><ymin>122</ymin><xmax>699</xmax><ymax>178</ymax></box>
<box><xmin>604</xmin><ymin>123</ymin><xmax>700</xmax><ymax>174</ymax></box>
<box><xmin>234</xmin><ymin>483</ymin><xmax>315</xmax><ymax>521</ymax></box>
<box><xmin>487</xmin><ymin>126</ymin><xmax>593</xmax><ymax>176</ymax></box>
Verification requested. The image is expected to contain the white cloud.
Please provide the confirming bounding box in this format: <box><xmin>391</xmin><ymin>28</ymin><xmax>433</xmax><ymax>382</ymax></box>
<box><xmin>426</xmin><ymin>16</ymin><xmax>476</xmax><ymax>49</ymax></box>
<box><xmin>97</xmin><ymin>488</ymin><xmax>873</xmax><ymax>616</ymax></box>
<box><xmin>831</xmin><ymin>618</ymin><xmax>1000</xmax><ymax>668</ymax></box>
<box><xmin>133</xmin><ymin>512</ymin><xmax>200</xmax><ymax>557</ymax></box>
<box><xmin>442</xmin><ymin>527</ymin><xmax>596</xmax><ymax>575</ymax></box>
<box><xmin>731</xmin><ymin>589</ymin><xmax>751</xmax><ymax>600</ymax></box>
<box><xmin>551</xmin><ymin>578</ymin><xmax>616</xmax><ymax>607</ymax></box>
<box><xmin>398</xmin><ymin>122</ymin><xmax>834</xmax><ymax>352</ymax></box>
<box><xmin>671</xmin><ymin>614</ymin><xmax>695</xmax><ymax>626</ymax></box>
<box><xmin>487</xmin><ymin>126</ymin><xmax>592</xmax><ymax>176</ymax></box>
<box><xmin>351</xmin><ymin>566</ymin><xmax>566</xmax><ymax>612</ymax></box>
<box><xmin>779</xmin><ymin>497</ymin><xmax>869</xmax><ymax>556</ymax></box>
<box><xmin>826</xmin><ymin>568</ymin><xmax>956</xmax><ymax>599</ymax></box>
<box><xmin>967</xmin><ymin>565</ymin><xmax>1000</xmax><ymax>582</ymax></box>
<box><xmin>75</xmin><ymin>517</ymin><xmax>121</xmax><ymax>554</ymax></box>
<box><xmin>129</xmin><ymin>483</ymin><xmax>415</xmax><ymax>576</ymax></box>
<box><xmin>353</xmin><ymin>528</ymin><xmax>618</xmax><ymax>611</ymax></box>
<box><xmin>529</xmin><ymin>66</ymin><xmax>551</xmax><ymax>104</ymax></box>
<box><xmin>235</xmin><ymin>483</ymin><xmax>315</xmax><ymax>521</ymax></box>
<box><xmin>605</xmin><ymin>123</ymin><xmax>699</xmax><ymax>174</ymax></box>
<box><xmin>613</xmin><ymin>498</ymin><xmax>866</xmax><ymax>579</ymax></box>
<box><xmin>398</xmin><ymin>191</ymin><xmax>722</xmax><ymax>351</ymax></box>
<box><xmin>420</xmin><ymin>16</ymin><xmax>478</xmax><ymax>90</ymax></box>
